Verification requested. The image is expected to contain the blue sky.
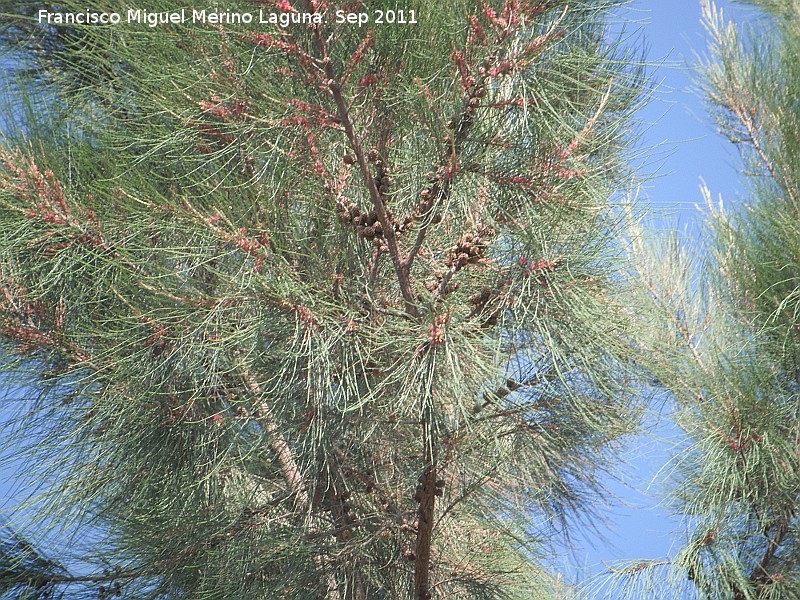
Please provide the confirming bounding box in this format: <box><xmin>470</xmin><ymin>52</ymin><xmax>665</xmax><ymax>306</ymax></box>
<box><xmin>0</xmin><ymin>0</ymin><xmax>766</xmax><ymax>597</ymax></box>
<box><xmin>623</xmin><ymin>0</ymin><xmax>756</xmax><ymax>223</ymax></box>
<box><xmin>552</xmin><ymin>0</ymin><xmax>759</xmax><ymax>595</ymax></box>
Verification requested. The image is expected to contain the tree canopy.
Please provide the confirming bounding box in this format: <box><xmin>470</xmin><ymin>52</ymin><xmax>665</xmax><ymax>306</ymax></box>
<box><xmin>607</xmin><ymin>1</ymin><xmax>800</xmax><ymax>598</ymax></box>
<box><xmin>0</xmin><ymin>1</ymin><xmax>650</xmax><ymax>599</ymax></box>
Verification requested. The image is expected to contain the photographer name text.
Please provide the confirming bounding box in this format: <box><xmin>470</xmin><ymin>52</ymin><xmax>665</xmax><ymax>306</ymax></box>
<box><xmin>37</xmin><ymin>7</ymin><xmax>418</xmax><ymax>28</ymax></box>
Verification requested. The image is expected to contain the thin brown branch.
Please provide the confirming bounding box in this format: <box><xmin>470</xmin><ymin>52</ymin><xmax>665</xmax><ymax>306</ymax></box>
<box><xmin>25</xmin><ymin>568</ymin><xmax>143</xmax><ymax>586</ymax></box>
<box><xmin>402</xmin><ymin>83</ymin><xmax>484</xmax><ymax>278</ymax></box>
<box><xmin>749</xmin><ymin>520</ymin><xmax>789</xmax><ymax>586</ymax></box>
<box><xmin>239</xmin><ymin>363</ymin><xmax>341</xmax><ymax>600</ymax></box>
<box><xmin>310</xmin><ymin>28</ymin><xmax>418</xmax><ymax>318</ymax></box>
<box><xmin>240</xmin><ymin>366</ymin><xmax>309</xmax><ymax>508</ymax></box>
<box><xmin>368</xmin><ymin>248</ymin><xmax>382</xmax><ymax>289</ymax></box>
<box><xmin>731</xmin><ymin>99</ymin><xmax>798</xmax><ymax>205</ymax></box>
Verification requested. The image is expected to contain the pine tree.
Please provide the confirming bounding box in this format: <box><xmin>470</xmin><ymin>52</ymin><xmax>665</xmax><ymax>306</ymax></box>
<box><xmin>0</xmin><ymin>1</ymin><xmax>647</xmax><ymax>598</ymax></box>
<box><xmin>605</xmin><ymin>1</ymin><xmax>800</xmax><ymax>598</ymax></box>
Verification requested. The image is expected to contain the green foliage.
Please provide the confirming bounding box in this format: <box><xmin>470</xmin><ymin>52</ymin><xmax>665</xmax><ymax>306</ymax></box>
<box><xmin>606</xmin><ymin>1</ymin><xmax>800</xmax><ymax>598</ymax></box>
<box><xmin>0</xmin><ymin>1</ymin><xmax>648</xmax><ymax>598</ymax></box>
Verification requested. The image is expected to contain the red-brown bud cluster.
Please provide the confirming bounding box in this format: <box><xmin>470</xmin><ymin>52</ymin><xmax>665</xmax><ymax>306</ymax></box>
<box><xmin>398</xmin><ymin>213</ymin><xmax>414</xmax><ymax>233</ymax></box>
<box><xmin>469</xmin><ymin>286</ymin><xmax>493</xmax><ymax>307</ymax></box>
<box><xmin>478</xmin><ymin>57</ymin><xmax>492</xmax><ymax>78</ymax></box>
<box><xmin>428</xmin><ymin>313</ymin><xmax>450</xmax><ymax>345</ymax></box>
<box><xmin>518</xmin><ymin>256</ymin><xmax>563</xmax><ymax>276</ymax></box>
<box><xmin>445</xmin><ymin>224</ymin><xmax>495</xmax><ymax>270</ymax></box>
<box><xmin>466</xmin><ymin>80</ymin><xmax>485</xmax><ymax>113</ymax></box>
<box><xmin>374</xmin><ymin>172</ymin><xmax>392</xmax><ymax>196</ymax></box>
<box><xmin>335</xmin><ymin>198</ymin><xmax>392</xmax><ymax>251</ymax></box>
<box><xmin>448</xmin><ymin>79</ymin><xmax>485</xmax><ymax>134</ymax></box>
<box><xmin>416</xmin><ymin>187</ymin><xmax>436</xmax><ymax>216</ymax></box>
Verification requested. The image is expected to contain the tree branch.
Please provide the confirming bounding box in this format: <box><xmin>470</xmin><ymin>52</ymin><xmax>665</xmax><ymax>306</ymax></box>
<box><xmin>309</xmin><ymin>26</ymin><xmax>419</xmax><ymax>318</ymax></box>
<box><xmin>402</xmin><ymin>77</ymin><xmax>486</xmax><ymax>278</ymax></box>
<box><xmin>727</xmin><ymin>93</ymin><xmax>798</xmax><ymax>205</ymax></box>
<box><xmin>748</xmin><ymin>519</ymin><xmax>788</xmax><ymax>588</ymax></box>
<box><xmin>239</xmin><ymin>364</ymin><xmax>341</xmax><ymax>600</ymax></box>
<box><xmin>414</xmin><ymin>411</ymin><xmax>438</xmax><ymax>600</ymax></box>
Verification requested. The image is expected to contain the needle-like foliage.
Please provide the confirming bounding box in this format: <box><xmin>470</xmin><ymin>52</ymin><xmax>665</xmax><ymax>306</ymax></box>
<box><xmin>0</xmin><ymin>1</ymin><xmax>648</xmax><ymax>598</ymax></box>
<box><xmin>603</xmin><ymin>1</ymin><xmax>800</xmax><ymax>598</ymax></box>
